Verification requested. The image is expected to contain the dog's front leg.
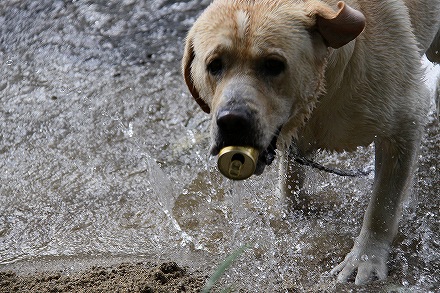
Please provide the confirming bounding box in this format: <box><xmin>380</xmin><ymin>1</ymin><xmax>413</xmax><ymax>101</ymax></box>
<box><xmin>279</xmin><ymin>149</ymin><xmax>303</xmax><ymax>195</ymax></box>
<box><xmin>331</xmin><ymin>136</ymin><xmax>420</xmax><ymax>284</ymax></box>
<box><xmin>278</xmin><ymin>148</ymin><xmax>307</xmax><ymax>206</ymax></box>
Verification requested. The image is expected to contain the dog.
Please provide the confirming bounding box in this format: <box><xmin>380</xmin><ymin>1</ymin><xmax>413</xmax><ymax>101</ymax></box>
<box><xmin>182</xmin><ymin>0</ymin><xmax>440</xmax><ymax>285</ymax></box>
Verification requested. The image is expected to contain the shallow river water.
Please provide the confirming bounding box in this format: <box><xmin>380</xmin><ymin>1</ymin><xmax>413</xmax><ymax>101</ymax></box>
<box><xmin>1</xmin><ymin>1</ymin><xmax>439</xmax><ymax>292</ymax></box>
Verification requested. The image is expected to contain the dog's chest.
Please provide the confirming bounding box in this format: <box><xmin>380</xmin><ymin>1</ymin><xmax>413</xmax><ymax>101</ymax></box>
<box><xmin>298</xmin><ymin>99</ymin><xmax>376</xmax><ymax>152</ymax></box>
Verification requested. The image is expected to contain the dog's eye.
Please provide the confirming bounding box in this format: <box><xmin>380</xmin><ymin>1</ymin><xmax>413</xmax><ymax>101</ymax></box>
<box><xmin>263</xmin><ymin>58</ymin><xmax>285</xmax><ymax>76</ymax></box>
<box><xmin>207</xmin><ymin>58</ymin><xmax>223</xmax><ymax>76</ymax></box>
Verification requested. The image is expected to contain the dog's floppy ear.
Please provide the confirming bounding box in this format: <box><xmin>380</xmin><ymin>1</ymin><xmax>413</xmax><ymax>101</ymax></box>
<box><xmin>182</xmin><ymin>35</ymin><xmax>211</xmax><ymax>114</ymax></box>
<box><xmin>309</xmin><ymin>1</ymin><xmax>366</xmax><ymax>49</ymax></box>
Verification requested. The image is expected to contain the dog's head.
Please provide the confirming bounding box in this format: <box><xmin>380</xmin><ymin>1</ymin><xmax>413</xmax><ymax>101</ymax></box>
<box><xmin>182</xmin><ymin>0</ymin><xmax>365</xmax><ymax>175</ymax></box>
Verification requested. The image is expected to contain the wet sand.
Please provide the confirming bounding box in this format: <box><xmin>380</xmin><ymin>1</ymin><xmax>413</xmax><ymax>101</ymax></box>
<box><xmin>0</xmin><ymin>262</ymin><xmax>206</xmax><ymax>293</ymax></box>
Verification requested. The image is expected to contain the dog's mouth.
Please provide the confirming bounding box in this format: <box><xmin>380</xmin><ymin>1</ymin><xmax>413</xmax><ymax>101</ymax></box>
<box><xmin>211</xmin><ymin>128</ymin><xmax>280</xmax><ymax>177</ymax></box>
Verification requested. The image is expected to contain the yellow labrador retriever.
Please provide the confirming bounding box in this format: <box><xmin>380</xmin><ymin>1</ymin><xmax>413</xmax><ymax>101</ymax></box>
<box><xmin>182</xmin><ymin>0</ymin><xmax>440</xmax><ymax>285</ymax></box>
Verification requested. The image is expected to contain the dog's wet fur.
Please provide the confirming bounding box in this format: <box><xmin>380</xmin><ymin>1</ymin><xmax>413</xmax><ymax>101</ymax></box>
<box><xmin>183</xmin><ymin>0</ymin><xmax>440</xmax><ymax>285</ymax></box>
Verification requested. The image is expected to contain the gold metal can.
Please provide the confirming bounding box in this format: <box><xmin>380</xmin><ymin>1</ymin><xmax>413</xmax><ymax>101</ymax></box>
<box><xmin>217</xmin><ymin>146</ymin><xmax>259</xmax><ymax>180</ymax></box>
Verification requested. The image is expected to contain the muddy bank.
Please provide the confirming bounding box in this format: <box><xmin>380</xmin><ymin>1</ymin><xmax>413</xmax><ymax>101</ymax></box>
<box><xmin>0</xmin><ymin>262</ymin><xmax>206</xmax><ymax>293</ymax></box>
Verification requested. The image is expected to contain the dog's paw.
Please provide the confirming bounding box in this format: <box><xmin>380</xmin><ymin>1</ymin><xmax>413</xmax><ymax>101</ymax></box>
<box><xmin>330</xmin><ymin>234</ymin><xmax>391</xmax><ymax>285</ymax></box>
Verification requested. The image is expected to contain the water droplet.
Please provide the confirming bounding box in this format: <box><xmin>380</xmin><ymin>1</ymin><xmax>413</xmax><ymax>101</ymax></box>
<box><xmin>5</xmin><ymin>59</ymin><xmax>13</xmax><ymax>66</ymax></box>
<box><xmin>123</xmin><ymin>122</ymin><xmax>134</xmax><ymax>138</ymax></box>
<box><xmin>361</xmin><ymin>254</ymin><xmax>369</xmax><ymax>261</ymax></box>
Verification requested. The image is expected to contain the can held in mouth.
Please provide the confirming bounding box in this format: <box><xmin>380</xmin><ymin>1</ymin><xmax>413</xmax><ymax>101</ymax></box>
<box><xmin>217</xmin><ymin>146</ymin><xmax>259</xmax><ymax>180</ymax></box>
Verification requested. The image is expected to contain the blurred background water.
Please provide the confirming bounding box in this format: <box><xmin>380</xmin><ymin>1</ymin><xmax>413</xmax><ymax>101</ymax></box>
<box><xmin>0</xmin><ymin>1</ymin><xmax>439</xmax><ymax>291</ymax></box>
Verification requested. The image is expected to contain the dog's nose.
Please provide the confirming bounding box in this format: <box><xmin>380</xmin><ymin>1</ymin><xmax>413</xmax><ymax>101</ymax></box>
<box><xmin>216</xmin><ymin>108</ymin><xmax>252</xmax><ymax>134</ymax></box>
